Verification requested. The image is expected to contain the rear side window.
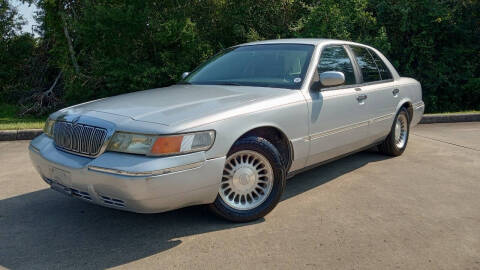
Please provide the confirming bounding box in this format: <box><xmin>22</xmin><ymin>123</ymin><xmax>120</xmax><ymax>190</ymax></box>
<box><xmin>369</xmin><ymin>49</ymin><xmax>393</xmax><ymax>80</ymax></box>
<box><xmin>317</xmin><ymin>46</ymin><xmax>356</xmax><ymax>85</ymax></box>
<box><xmin>351</xmin><ymin>46</ymin><xmax>381</xmax><ymax>83</ymax></box>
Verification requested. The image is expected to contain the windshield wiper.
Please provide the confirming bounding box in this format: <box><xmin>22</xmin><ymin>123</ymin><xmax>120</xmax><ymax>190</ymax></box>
<box><xmin>177</xmin><ymin>81</ymin><xmax>192</xmax><ymax>85</ymax></box>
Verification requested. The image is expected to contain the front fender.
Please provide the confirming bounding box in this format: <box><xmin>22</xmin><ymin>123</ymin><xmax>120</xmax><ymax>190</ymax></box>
<box><xmin>182</xmin><ymin>100</ymin><xmax>310</xmax><ymax>171</ymax></box>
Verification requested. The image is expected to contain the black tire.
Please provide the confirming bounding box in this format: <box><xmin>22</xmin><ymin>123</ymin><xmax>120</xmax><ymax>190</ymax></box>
<box><xmin>209</xmin><ymin>136</ymin><xmax>286</xmax><ymax>222</ymax></box>
<box><xmin>378</xmin><ymin>107</ymin><xmax>410</xmax><ymax>156</ymax></box>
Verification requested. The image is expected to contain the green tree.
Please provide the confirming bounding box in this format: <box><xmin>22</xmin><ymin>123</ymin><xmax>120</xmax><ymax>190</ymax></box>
<box><xmin>1</xmin><ymin>0</ymin><xmax>479</xmax><ymax>114</ymax></box>
<box><xmin>371</xmin><ymin>0</ymin><xmax>480</xmax><ymax>112</ymax></box>
<box><xmin>39</xmin><ymin>0</ymin><xmax>213</xmax><ymax>104</ymax></box>
<box><xmin>0</xmin><ymin>0</ymin><xmax>36</xmax><ymax>104</ymax></box>
<box><xmin>296</xmin><ymin>0</ymin><xmax>390</xmax><ymax>54</ymax></box>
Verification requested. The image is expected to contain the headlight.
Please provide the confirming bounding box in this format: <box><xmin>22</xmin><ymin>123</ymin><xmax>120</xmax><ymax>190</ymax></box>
<box><xmin>107</xmin><ymin>130</ymin><xmax>215</xmax><ymax>156</ymax></box>
<box><xmin>43</xmin><ymin>118</ymin><xmax>55</xmax><ymax>137</ymax></box>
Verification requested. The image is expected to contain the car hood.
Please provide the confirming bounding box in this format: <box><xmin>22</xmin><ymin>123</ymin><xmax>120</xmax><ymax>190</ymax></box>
<box><xmin>60</xmin><ymin>84</ymin><xmax>295</xmax><ymax>127</ymax></box>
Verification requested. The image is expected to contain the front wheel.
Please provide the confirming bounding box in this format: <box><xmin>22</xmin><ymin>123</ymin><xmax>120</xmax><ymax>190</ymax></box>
<box><xmin>209</xmin><ymin>137</ymin><xmax>286</xmax><ymax>222</ymax></box>
<box><xmin>378</xmin><ymin>107</ymin><xmax>410</xmax><ymax>156</ymax></box>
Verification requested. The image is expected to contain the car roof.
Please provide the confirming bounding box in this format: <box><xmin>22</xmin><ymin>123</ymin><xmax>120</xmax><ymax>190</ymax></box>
<box><xmin>238</xmin><ymin>38</ymin><xmax>370</xmax><ymax>48</ymax></box>
<box><xmin>236</xmin><ymin>38</ymin><xmax>399</xmax><ymax>79</ymax></box>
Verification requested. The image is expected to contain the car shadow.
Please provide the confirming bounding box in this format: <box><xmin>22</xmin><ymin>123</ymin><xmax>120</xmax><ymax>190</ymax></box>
<box><xmin>0</xmin><ymin>150</ymin><xmax>389</xmax><ymax>269</ymax></box>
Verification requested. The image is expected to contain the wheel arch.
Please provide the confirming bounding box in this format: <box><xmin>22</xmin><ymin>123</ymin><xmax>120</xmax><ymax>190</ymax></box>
<box><xmin>232</xmin><ymin>125</ymin><xmax>293</xmax><ymax>172</ymax></box>
<box><xmin>396</xmin><ymin>99</ymin><xmax>413</xmax><ymax>123</ymax></box>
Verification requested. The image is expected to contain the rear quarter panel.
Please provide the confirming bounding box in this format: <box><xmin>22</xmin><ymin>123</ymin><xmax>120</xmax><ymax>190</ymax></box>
<box><xmin>395</xmin><ymin>77</ymin><xmax>424</xmax><ymax>126</ymax></box>
<box><xmin>395</xmin><ymin>77</ymin><xmax>422</xmax><ymax>104</ymax></box>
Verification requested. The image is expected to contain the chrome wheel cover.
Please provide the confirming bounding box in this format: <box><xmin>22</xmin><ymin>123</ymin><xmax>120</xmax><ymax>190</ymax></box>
<box><xmin>394</xmin><ymin>113</ymin><xmax>408</xmax><ymax>149</ymax></box>
<box><xmin>219</xmin><ymin>150</ymin><xmax>274</xmax><ymax>211</ymax></box>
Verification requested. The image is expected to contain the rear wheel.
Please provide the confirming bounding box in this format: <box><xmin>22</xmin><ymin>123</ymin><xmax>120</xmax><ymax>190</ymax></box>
<box><xmin>378</xmin><ymin>107</ymin><xmax>410</xmax><ymax>156</ymax></box>
<box><xmin>209</xmin><ymin>137</ymin><xmax>286</xmax><ymax>222</ymax></box>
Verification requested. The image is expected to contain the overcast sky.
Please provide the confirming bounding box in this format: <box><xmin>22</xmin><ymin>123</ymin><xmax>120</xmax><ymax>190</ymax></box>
<box><xmin>11</xmin><ymin>0</ymin><xmax>39</xmax><ymax>35</ymax></box>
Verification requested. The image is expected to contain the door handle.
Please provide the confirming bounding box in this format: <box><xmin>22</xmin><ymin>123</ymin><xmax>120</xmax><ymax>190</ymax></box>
<box><xmin>392</xmin><ymin>88</ymin><xmax>400</xmax><ymax>95</ymax></box>
<box><xmin>357</xmin><ymin>94</ymin><xmax>367</xmax><ymax>101</ymax></box>
<box><xmin>355</xmin><ymin>87</ymin><xmax>362</xmax><ymax>91</ymax></box>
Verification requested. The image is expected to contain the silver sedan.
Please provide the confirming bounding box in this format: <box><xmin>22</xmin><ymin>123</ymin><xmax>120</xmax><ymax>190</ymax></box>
<box><xmin>29</xmin><ymin>39</ymin><xmax>424</xmax><ymax>222</ymax></box>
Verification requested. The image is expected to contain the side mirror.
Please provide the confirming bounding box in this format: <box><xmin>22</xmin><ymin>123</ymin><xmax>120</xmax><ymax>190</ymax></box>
<box><xmin>181</xmin><ymin>72</ymin><xmax>190</xmax><ymax>79</ymax></box>
<box><xmin>319</xmin><ymin>71</ymin><xmax>345</xmax><ymax>88</ymax></box>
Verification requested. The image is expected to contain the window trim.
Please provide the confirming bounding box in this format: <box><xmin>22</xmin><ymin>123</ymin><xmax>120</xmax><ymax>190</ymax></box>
<box><xmin>348</xmin><ymin>45</ymin><xmax>395</xmax><ymax>85</ymax></box>
<box><xmin>366</xmin><ymin>48</ymin><xmax>383</xmax><ymax>80</ymax></box>
<box><xmin>307</xmin><ymin>43</ymin><xmax>396</xmax><ymax>92</ymax></box>
<box><xmin>349</xmin><ymin>45</ymin><xmax>382</xmax><ymax>83</ymax></box>
<box><xmin>317</xmin><ymin>45</ymin><xmax>395</xmax><ymax>92</ymax></box>
<box><xmin>344</xmin><ymin>45</ymin><xmax>362</xmax><ymax>84</ymax></box>
<box><xmin>320</xmin><ymin>78</ymin><xmax>394</xmax><ymax>92</ymax></box>
<box><xmin>367</xmin><ymin>48</ymin><xmax>393</xmax><ymax>81</ymax></box>
<box><xmin>315</xmin><ymin>44</ymin><xmax>360</xmax><ymax>91</ymax></box>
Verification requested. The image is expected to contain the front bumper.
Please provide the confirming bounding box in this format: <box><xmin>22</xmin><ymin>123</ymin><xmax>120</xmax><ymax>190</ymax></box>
<box><xmin>29</xmin><ymin>134</ymin><xmax>225</xmax><ymax>213</ymax></box>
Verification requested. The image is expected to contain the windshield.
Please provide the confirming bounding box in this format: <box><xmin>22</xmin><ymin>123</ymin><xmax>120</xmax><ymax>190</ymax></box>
<box><xmin>182</xmin><ymin>44</ymin><xmax>315</xmax><ymax>89</ymax></box>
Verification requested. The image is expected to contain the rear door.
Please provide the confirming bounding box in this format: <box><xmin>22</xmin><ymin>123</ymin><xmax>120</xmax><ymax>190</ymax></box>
<box><xmin>349</xmin><ymin>45</ymin><xmax>397</xmax><ymax>142</ymax></box>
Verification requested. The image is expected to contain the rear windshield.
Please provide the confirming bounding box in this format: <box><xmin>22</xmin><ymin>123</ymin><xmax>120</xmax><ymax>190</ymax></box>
<box><xmin>182</xmin><ymin>44</ymin><xmax>315</xmax><ymax>89</ymax></box>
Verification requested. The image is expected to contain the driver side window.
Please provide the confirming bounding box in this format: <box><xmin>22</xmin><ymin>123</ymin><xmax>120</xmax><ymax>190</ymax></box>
<box><xmin>318</xmin><ymin>46</ymin><xmax>356</xmax><ymax>86</ymax></box>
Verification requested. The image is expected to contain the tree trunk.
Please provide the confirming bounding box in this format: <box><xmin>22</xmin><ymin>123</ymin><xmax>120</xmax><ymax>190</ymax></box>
<box><xmin>61</xmin><ymin>13</ymin><xmax>80</xmax><ymax>74</ymax></box>
<box><xmin>19</xmin><ymin>72</ymin><xmax>62</xmax><ymax>116</ymax></box>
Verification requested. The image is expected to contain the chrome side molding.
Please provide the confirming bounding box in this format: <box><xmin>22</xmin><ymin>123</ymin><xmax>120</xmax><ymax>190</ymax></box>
<box><xmin>88</xmin><ymin>161</ymin><xmax>204</xmax><ymax>177</ymax></box>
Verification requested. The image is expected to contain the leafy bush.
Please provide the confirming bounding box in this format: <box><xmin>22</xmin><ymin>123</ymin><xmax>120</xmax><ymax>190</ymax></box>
<box><xmin>1</xmin><ymin>0</ymin><xmax>479</xmax><ymax>113</ymax></box>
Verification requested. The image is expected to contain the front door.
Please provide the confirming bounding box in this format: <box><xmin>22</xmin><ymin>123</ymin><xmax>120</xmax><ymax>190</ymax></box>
<box><xmin>305</xmin><ymin>45</ymin><xmax>372</xmax><ymax>166</ymax></box>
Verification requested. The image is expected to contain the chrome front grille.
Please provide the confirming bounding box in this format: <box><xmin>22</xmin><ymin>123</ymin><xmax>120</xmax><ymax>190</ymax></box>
<box><xmin>53</xmin><ymin>121</ymin><xmax>107</xmax><ymax>157</ymax></box>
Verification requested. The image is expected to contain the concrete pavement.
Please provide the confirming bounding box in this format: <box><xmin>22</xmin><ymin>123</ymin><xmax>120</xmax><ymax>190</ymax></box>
<box><xmin>0</xmin><ymin>123</ymin><xmax>479</xmax><ymax>269</ymax></box>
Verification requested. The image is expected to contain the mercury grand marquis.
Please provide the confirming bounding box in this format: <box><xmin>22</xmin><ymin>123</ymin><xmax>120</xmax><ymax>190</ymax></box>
<box><xmin>29</xmin><ymin>39</ymin><xmax>425</xmax><ymax>222</ymax></box>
